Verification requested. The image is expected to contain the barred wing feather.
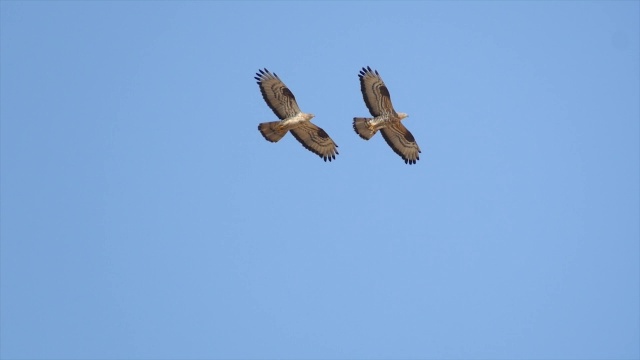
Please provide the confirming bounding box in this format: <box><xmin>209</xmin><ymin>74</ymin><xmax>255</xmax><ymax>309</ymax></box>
<box><xmin>289</xmin><ymin>122</ymin><xmax>339</xmax><ymax>162</ymax></box>
<box><xmin>358</xmin><ymin>66</ymin><xmax>397</xmax><ymax>117</ymax></box>
<box><xmin>255</xmin><ymin>69</ymin><xmax>301</xmax><ymax>119</ymax></box>
<box><xmin>380</xmin><ymin>123</ymin><xmax>421</xmax><ymax>165</ymax></box>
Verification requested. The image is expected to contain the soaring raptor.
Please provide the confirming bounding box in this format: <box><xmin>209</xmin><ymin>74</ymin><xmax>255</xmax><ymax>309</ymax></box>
<box><xmin>255</xmin><ymin>68</ymin><xmax>338</xmax><ymax>162</ymax></box>
<box><xmin>353</xmin><ymin>66</ymin><xmax>421</xmax><ymax>164</ymax></box>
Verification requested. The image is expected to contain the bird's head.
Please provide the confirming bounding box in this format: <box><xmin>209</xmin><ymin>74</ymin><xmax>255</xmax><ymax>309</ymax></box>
<box><xmin>398</xmin><ymin>112</ymin><xmax>409</xmax><ymax>120</ymax></box>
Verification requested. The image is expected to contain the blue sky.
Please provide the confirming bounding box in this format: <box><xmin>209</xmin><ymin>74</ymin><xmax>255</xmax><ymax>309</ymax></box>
<box><xmin>1</xmin><ymin>1</ymin><xmax>638</xmax><ymax>359</ymax></box>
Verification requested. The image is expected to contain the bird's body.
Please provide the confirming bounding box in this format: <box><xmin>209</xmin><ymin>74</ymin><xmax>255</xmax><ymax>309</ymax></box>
<box><xmin>258</xmin><ymin>112</ymin><xmax>314</xmax><ymax>143</ymax></box>
<box><xmin>353</xmin><ymin>113</ymin><xmax>408</xmax><ymax>139</ymax></box>
<box><xmin>255</xmin><ymin>69</ymin><xmax>338</xmax><ymax>162</ymax></box>
<box><xmin>353</xmin><ymin>66</ymin><xmax>421</xmax><ymax>164</ymax></box>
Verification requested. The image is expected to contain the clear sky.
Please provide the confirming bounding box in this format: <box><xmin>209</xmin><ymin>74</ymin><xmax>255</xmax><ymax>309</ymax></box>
<box><xmin>1</xmin><ymin>1</ymin><xmax>639</xmax><ymax>359</ymax></box>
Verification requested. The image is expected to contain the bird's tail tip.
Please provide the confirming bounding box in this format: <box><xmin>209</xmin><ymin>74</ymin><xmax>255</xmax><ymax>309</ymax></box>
<box><xmin>258</xmin><ymin>121</ymin><xmax>287</xmax><ymax>143</ymax></box>
<box><xmin>353</xmin><ymin>117</ymin><xmax>376</xmax><ymax>140</ymax></box>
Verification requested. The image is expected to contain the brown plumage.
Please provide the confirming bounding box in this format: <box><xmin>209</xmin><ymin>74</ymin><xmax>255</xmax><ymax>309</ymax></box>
<box><xmin>353</xmin><ymin>66</ymin><xmax>421</xmax><ymax>165</ymax></box>
<box><xmin>255</xmin><ymin>68</ymin><xmax>338</xmax><ymax>162</ymax></box>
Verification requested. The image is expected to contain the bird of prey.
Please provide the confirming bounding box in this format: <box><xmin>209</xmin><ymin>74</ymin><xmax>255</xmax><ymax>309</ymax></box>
<box><xmin>353</xmin><ymin>66</ymin><xmax>421</xmax><ymax>164</ymax></box>
<box><xmin>255</xmin><ymin>68</ymin><xmax>338</xmax><ymax>162</ymax></box>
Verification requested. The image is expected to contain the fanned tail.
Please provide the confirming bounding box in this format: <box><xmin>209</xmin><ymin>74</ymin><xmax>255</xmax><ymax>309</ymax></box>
<box><xmin>258</xmin><ymin>121</ymin><xmax>287</xmax><ymax>142</ymax></box>
<box><xmin>353</xmin><ymin>117</ymin><xmax>377</xmax><ymax>140</ymax></box>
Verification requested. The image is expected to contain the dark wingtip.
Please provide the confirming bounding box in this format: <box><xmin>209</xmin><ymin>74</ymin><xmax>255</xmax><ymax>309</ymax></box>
<box><xmin>321</xmin><ymin>153</ymin><xmax>337</xmax><ymax>162</ymax></box>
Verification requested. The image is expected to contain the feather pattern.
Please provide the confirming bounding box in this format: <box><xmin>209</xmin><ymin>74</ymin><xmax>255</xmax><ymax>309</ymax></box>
<box><xmin>290</xmin><ymin>122</ymin><xmax>339</xmax><ymax>162</ymax></box>
<box><xmin>255</xmin><ymin>69</ymin><xmax>301</xmax><ymax>119</ymax></box>
<box><xmin>358</xmin><ymin>66</ymin><xmax>397</xmax><ymax>117</ymax></box>
<box><xmin>354</xmin><ymin>66</ymin><xmax>421</xmax><ymax>164</ymax></box>
<box><xmin>380</xmin><ymin>123</ymin><xmax>421</xmax><ymax>164</ymax></box>
<box><xmin>255</xmin><ymin>68</ymin><xmax>338</xmax><ymax>162</ymax></box>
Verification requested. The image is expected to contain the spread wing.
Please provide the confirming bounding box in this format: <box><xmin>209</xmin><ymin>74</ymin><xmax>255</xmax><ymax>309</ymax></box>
<box><xmin>380</xmin><ymin>123</ymin><xmax>421</xmax><ymax>165</ymax></box>
<box><xmin>255</xmin><ymin>68</ymin><xmax>301</xmax><ymax>119</ymax></box>
<box><xmin>359</xmin><ymin>66</ymin><xmax>397</xmax><ymax>117</ymax></box>
<box><xmin>290</xmin><ymin>122</ymin><xmax>339</xmax><ymax>162</ymax></box>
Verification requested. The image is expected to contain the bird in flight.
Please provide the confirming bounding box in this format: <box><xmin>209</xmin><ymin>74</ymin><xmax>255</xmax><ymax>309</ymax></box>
<box><xmin>353</xmin><ymin>66</ymin><xmax>421</xmax><ymax>164</ymax></box>
<box><xmin>255</xmin><ymin>68</ymin><xmax>339</xmax><ymax>162</ymax></box>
